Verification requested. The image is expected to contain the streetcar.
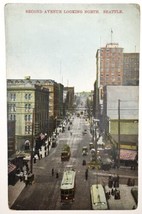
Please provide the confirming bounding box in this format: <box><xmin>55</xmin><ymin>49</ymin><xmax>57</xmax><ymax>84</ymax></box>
<box><xmin>90</xmin><ymin>184</ymin><xmax>108</xmax><ymax>210</ymax></box>
<box><xmin>60</xmin><ymin>165</ymin><xmax>76</xmax><ymax>203</ymax></box>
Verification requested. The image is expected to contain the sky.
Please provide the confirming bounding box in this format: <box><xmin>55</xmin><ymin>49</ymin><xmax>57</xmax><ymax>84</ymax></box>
<box><xmin>0</xmin><ymin>1</ymin><xmax>142</xmax><ymax>213</ymax></box>
<box><xmin>5</xmin><ymin>3</ymin><xmax>140</xmax><ymax>92</ymax></box>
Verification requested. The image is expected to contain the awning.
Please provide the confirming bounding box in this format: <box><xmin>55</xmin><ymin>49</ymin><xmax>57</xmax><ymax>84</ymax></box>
<box><xmin>120</xmin><ymin>149</ymin><xmax>137</xmax><ymax>161</ymax></box>
<box><xmin>8</xmin><ymin>163</ymin><xmax>16</xmax><ymax>174</ymax></box>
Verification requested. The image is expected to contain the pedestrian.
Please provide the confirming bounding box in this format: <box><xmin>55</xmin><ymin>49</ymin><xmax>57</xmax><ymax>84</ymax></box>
<box><xmin>24</xmin><ymin>173</ymin><xmax>28</xmax><ymax>186</ymax></box>
<box><xmin>111</xmin><ymin>188</ymin><xmax>114</xmax><ymax>196</ymax></box>
<box><xmin>85</xmin><ymin>168</ymin><xmax>88</xmax><ymax>180</ymax></box>
<box><xmin>19</xmin><ymin>171</ymin><xmax>23</xmax><ymax>182</ymax></box>
<box><xmin>25</xmin><ymin>162</ymin><xmax>29</xmax><ymax>172</ymax></box>
<box><xmin>52</xmin><ymin>168</ymin><xmax>54</xmax><ymax>176</ymax></box>
<box><xmin>34</xmin><ymin>156</ymin><xmax>36</xmax><ymax>163</ymax></box>
<box><xmin>108</xmin><ymin>176</ymin><xmax>113</xmax><ymax>188</ymax></box>
<box><xmin>56</xmin><ymin>171</ymin><xmax>59</xmax><ymax>178</ymax></box>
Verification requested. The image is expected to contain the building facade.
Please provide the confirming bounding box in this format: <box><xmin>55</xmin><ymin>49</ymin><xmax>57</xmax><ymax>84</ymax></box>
<box><xmin>8</xmin><ymin>120</ymin><xmax>16</xmax><ymax>157</ymax></box>
<box><xmin>123</xmin><ymin>53</ymin><xmax>139</xmax><ymax>86</ymax></box>
<box><xmin>98</xmin><ymin>43</ymin><xmax>123</xmax><ymax>87</ymax></box>
<box><xmin>95</xmin><ymin>43</ymin><xmax>123</xmax><ymax>120</ymax></box>
<box><xmin>7</xmin><ymin>79</ymin><xmax>49</xmax><ymax>151</ymax></box>
<box><xmin>102</xmin><ymin>85</ymin><xmax>139</xmax><ymax>166</ymax></box>
<box><xmin>64</xmin><ymin>87</ymin><xmax>75</xmax><ymax>114</ymax></box>
<box><xmin>36</xmin><ymin>80</ymin><xmax>64</xmax><ymax>134</ymax></box>
<box><xmin>103</xmin><ymin>85</ymin><xmax>138</xmax><ymax>152</ymax></box>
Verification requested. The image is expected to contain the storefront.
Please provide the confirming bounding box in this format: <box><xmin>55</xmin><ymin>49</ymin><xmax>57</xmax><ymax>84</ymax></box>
<box><xmin>8</xmin><ymin>162</ymin><xmax>17</xmax><ymax>185</ymax></box>
<box><xmin>120</xmin><ymin>149</ymin><xmax>137</xmax><ymax>167</ymax></box>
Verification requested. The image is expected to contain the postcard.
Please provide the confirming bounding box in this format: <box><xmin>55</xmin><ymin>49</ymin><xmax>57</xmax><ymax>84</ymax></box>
<box><xmin>2</xmin><ymin>1</ymin><xmax>141</xmax><ymax>213</ymax></box>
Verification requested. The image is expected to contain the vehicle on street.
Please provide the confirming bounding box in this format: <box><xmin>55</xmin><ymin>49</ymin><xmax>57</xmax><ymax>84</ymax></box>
<box><xmin>61</xmin><ymin>144</ymin><xmax>71</xmax><ymax>161</ymax></box>
<box><xmin>89</xmin><ymin>142</ymin><xmax>94</xmax><ymax>150</ymax></box>
<box><xmin>60</xmin><ymin>165</ymin><xmax>76</xmax><ymax>203</ymax></box>
<box><xmin>82</xmin><ymin>129</ymin><xmax>87</xmax><ymax>135</ymax></box>
<box><xmin>82</xmin><ymin>146</ymin><xmax>88</xmax><ymax>155</ymax></box>
<box><xmin>131</xmin><ymin>187</ymin><xmax>138</xmax><ymax>206</ymax></box>
<box><xmin>88</xmin><ymin>149</ymin><xmax>101</xmax><ymax>169</ymax></box>
<box><xmin>100</xmin><ymin>157</ymin><xmax>112</xmax><ymax>170</ymax></box>
<box><xmin>90</xmin><ymin>184</ymin><xmax>108</xmax><ymax>210</ymax></box>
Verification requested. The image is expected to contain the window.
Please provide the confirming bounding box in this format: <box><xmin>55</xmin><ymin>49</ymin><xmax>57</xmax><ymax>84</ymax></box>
<box><xmin>9</xmin><ymin>114</ymin><xmax>16</xmax><ymax>121</ymax></box>
<box><xmin>10</xmin><ymin>93</ymin><xmax>16</xmax><ymax>101</ymax></box>
<box><xmin>28</xmin><ymin>94</ymin><xmax>31</xmax><ymax>100</ymax></box>
<box><xmin>25</xmin><ymin>94</ymin><xmax>28</xmax><ymax>99</ymax></box>
<box><xmin>25</xmin><ymin>114</ymin><xmax>32</xmax><ymax>122</ymax></box>
<box><xmin>9</xmin><ymin>104</ymin><xmax>16</xmax><ymax>112</ymax></box>
<box><xmin>25</xmin><ymin>104</ymin><xmax>28</xmax><ymax>112</ymax></box>
<box><xmin>28</xmin><ymin>114</ymin><xmax>31</xmax><ymax>121</ymax></box>
<box><xmin>28</xmin><ymin>104</ymin><xmax>31</xmax><ymax>111</ymax></box>
<box><xmin>13</xmin><ymin>115</ymin><xmax>16</xmax><ymax>121</ymax></box>
<box><xmin>13</xmin><ymin>104</ymin><xmax>16</xmax><ymax>112</ymax></box>
<box><xmin>25</xmin><ymin>93</ymin><xmax>32</xmax><ymax>100</ymax></box>
<box><xmin>25</xmin><ymin>125</ymin><xmax>32</xmax><ymax>134</ymax></box>
<box><xmin>25</xmin><ymin>104</ymin><xmax>31</xmax><ymax>112</ymax></box>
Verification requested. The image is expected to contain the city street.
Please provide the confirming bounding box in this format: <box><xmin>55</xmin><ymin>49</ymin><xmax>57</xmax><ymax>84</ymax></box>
<box><xmin>11</xmin><ymin>115</ymin><xmax>138</xmax><ymax>210</ymax></box>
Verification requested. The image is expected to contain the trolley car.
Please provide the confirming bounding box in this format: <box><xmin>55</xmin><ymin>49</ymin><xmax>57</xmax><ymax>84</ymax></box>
<box><xmin>60</xmin><ymin>165</ymin><xmax>76</xmax><ymax>203</ymax></box>
<box><xmin>90</xmin><ymin>184</ymin><xmax>108</xmax><ymax>210</ymax></box>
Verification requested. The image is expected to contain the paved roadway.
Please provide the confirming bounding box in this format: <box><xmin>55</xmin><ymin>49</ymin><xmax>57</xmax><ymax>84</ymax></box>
<box><xmin>11</xmin><ymin>116</ymin><xmax>138</xmax><ymax>210</ymax></box>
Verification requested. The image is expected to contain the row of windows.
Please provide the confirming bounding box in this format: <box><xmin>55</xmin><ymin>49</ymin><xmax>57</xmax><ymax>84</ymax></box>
<box><xmin>101</xmin><ymin>48</ymin><xmax>122</xmax><ymax>53</ymax></box>
<box><xmin>8</xmin><ymin>116</ymin><xmax>32</xmax><ymax>134</ymax></box>
<box><xmin>8</xmin><ymin>93</ymin><xmax>32</xmax><ymax>101</ymax></box>
<box><xmin>100</xmin><ymin>59</ymin><xmax>123</xmax><ymax>65</ymax></box>
<box><xmin>8</xmin><ymin>104</ymin><xmax>32</xmax><ymax>112</ymax></box>
<box><xmin>100</xmin><ymin>54</ymin><xmax>122</xmax><ymax>59</ymax></box>
<box><xmin>100</xmin><ymin>72</ymin><xmax>122</xmax><ymax>76</ymax></box>
<box><xmin>101</xmin><ymin>74</ymin><xmax>121</xmax><ymax>77</ymax></box>
<box><xmin>101</xmin><ymin>68</ymin><xmax>122</xmax><ymax>73</ymax></box>
<box><xmin>100</xmin><ymin>77</ymin><xmax>122</xmax><ymax>81</ymax></box>
<box><xmin>8</xmin><ymin>114</ymin><xmax>33</xmax><ymax>121</ymax></box>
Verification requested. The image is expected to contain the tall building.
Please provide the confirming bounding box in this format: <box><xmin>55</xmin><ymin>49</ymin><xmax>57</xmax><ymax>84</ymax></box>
<box><xmin>123</xmin><ymin>53</ymin><xmax>139</xmax><ymax>86</ymax></box>
<box><xmin>97</xmin><ymin>43</ymin><xmax>123</xmax><ymax>87</ymax></box>
<box><xmin>7</xmin><ymin>79</ymin><xmax>49</xmax><ymax>151</ymax></box>
<box><xmin>35</xmin><ymin>80</ymin><xmax>64</xmax><ymax>133</ymax></box>
<box><xmin>64</xmin><ymin>87</ymin><xmax>75</xmax><ymax>114</ymax></box>
<box><xmin>95</xmin><ymin>43</ymin><xmax>123</xmax><ymax>119</ymax></box>
<box><xmin>58</xmin><ymin>83</ymin><xmax>64</xmax><ymax>118</ymax></box>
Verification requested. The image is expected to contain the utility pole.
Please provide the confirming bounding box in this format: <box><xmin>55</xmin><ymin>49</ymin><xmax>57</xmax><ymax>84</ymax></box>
<box><xmin>95</xmin><ymin>125</ymin><xmax>97</xmax><ymax>161</ymax></box>
<box><xmin>118</xmin><ymin>99</ymin><xmax>120</xmax><ymax>168</ymax></box>
<box><xmin>30</xmin><ymin>108</ymin><xmax>35</xmax><ymax>174</ymax></box>
<box><xmin>111</xmin><ymin>29</ymin><xmax>113</xmax><ymax>44</ymax></box>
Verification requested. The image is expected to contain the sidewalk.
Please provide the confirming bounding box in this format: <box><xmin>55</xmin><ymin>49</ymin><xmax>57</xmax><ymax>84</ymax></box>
<box><xmin>105</xmin><ymin>184</ymin><xmax>137</xmax><ymax>210</ymax></box>
<box><xmin>8</xmin><ymin>139</ymin><xmax>54</xmax><ymax>208</ymax></box>
<box><xmin>8</xmin><ymin>179</ymin><xmax>25</xmax><ymax>208</ymax></box>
